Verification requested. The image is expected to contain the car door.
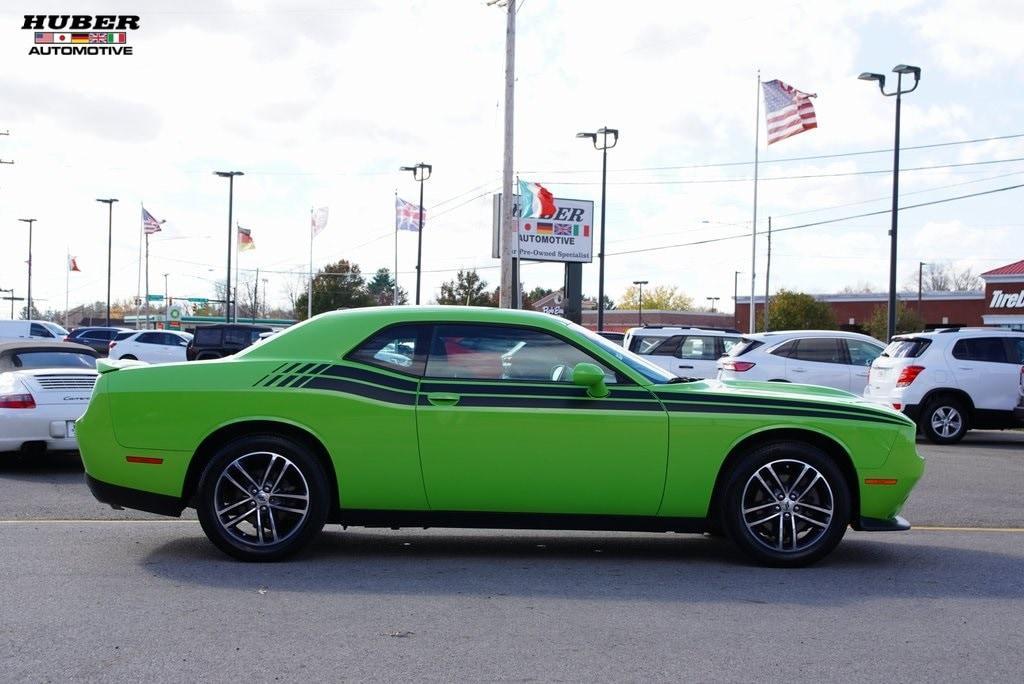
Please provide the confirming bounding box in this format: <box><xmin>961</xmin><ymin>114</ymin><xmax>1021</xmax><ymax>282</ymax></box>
<box><xmin>674</xmin><ymin>334</ymin><xmax>723</xmax><ymax>378</ymax></box>
<box><xmin>844</xmin><ymin>339</ymin><xmax>885</xmax><ymax>395</ymax></box>
<box><xmin>415</xmin><ymin>323</ymin><xmax>668</xmax><ymax>515</ymax></box>
<box><xmin>784</xmin><ymin>337</ymin><xmax>852</xmax><ymax>391</ymax></box>
<box><xmin>950</xmin><ymin>337</ymin><xmax>1018</xmax><ymax>411</ymax></box>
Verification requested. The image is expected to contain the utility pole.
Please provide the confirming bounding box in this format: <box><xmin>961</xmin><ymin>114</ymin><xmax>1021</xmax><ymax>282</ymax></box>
<box><xmin>214</xmin><ymin>171</ymin><xmax>244</xmax><ymax>323</ymax></box>
<box><xmin>252</xmin><ymin>267</ymin><xmax>260</xmax><ymax>322</ymax></box>
<box><xmin>918</xmin><ymin>261</ymin><xmax>927</xmax><ymax>318</ymax></box>
<box><xmin>496</xmin><ymin>0</ymin><xmax>516</xmax><ymax>309</ymax></box>
<box><xmin>163</xmin><ymin>272</ymin><xmax>169</xmax><ymax>325</ymax></box>
<box><xmin>17</xmin><ymin>218</ymin><xmax>35</xmax><ymax>318</ymax></box>
<box><xmin>96</xmin><ymin>199</ymin><xmax>117</xmax><ymax>326</ymax></box>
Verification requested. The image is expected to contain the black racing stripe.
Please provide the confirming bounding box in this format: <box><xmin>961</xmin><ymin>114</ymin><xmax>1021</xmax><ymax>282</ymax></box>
<box><xmin>294</xmin><ymin>362</ymin><xmax>318</xmax><ymax>375</ymax></box>
<box><xmin>281</xmin><ymin>362</ymin><xmax>302</xmax><ymax>374</ymax></box>
<box><xmin>417</xmin><ymin>383</ymin><xmax>656</xmax><ymax>400</ymax></box>
<box><xmin>662</xmin><ymin>402</ymin><xmax>905</xmax><ymax>425</ymax></box>
<box><xmin>275</xmin><ymin>374</ymin><xmax>298</xmax><ymax>387</ymax></box>
<box><xmin>656</xmin><ymin>392</ymin><xmax>896</xmax><ymax>422</ymax></box>
<box><xmin>252</xmin><ymin>374</ymin><xmax>270</xmax><ymax>387</ymax></box>
<box><xmin>261</xmin><ymin>375</ymin><xmax>281</xmax><ymax>387</ymax></box>
<box><xmin>418</xmin><ymin>395</ymin><xmax>662</xmax><ymax>412</ymax></box>
<box><xmin>302</xmin><ymin>376</ymin><xmax>417</xmax><ymax>405</ymax></box>
<box><xmin>309</xmin><ymin>363</ymin><xmax>333</xmax><ymax>375</ymax></box>
<box><xmin>320</xmin><ymin>365</ymin><xmax>419</xmax><ymax>392</ymax></box>
<box><xmin>271</xmin><ymin>362</ymin><xmax>289</xmax><ymax>374</ymax></box>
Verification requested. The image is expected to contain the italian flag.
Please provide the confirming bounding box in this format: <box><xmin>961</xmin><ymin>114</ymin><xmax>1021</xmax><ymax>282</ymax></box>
<box><xmin>518</xmin><ymin>180</ymin><xmax>556</xmax><ymax>219</ymax></box>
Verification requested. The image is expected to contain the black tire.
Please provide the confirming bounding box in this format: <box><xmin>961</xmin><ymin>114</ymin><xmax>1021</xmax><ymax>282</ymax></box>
<box><xmin>196</xmin><ymin>434</ymin><xmax>329</xmax><ymax>561</ymax></box>
<box><xmin>121</xmin><ymin>355</ymin><xmax>137</xmax><ymax>360</ymax></box>
<box><xmin>721</xmin><ymin>441</ymin><xmax>850</xmax><ymax>567</ymax></box>
<box><xmin>919</xmin><ymin>396</ymin><xmax>969</xmax><ymax>444</ymax></box>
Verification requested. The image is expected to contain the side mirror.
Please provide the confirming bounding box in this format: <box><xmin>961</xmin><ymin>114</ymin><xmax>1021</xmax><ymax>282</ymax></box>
<box><xmin>572</xmin><ymin>362</ymin><xmax>610</xmax><ymax>398</ymax></box>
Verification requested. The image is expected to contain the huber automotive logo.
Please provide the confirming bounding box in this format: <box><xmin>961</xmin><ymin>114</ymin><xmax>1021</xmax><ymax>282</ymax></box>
<box><xmin>23</xmin><ymin>15</ymin><xmax>139</xmax><ymax>56</ymax></box>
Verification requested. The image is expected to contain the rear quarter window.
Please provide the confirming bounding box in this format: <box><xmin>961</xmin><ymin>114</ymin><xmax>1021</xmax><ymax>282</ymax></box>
<box><xmin>726</xmin><ymin>338</ymin><xmax>764</xmax><ymax>357</ymax></box>
<box><xmin>194</xmin><ymin>328</ymin><xmax>222</xmax><ymax>346</ymax></box>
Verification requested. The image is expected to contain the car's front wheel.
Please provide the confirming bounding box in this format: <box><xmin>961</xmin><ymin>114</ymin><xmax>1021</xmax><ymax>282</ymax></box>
<box><xmin>196</xmin><ymin>435</ymin><xmax>329</xmax><ymax>561</ymax></box>
<box><xmin>722</xmin><ymin>441</ymin><xmax>850</xmax><ymax>567</ymax></box>
<box><xmin>920</xmin><ymin>397</ymin><xmax>968</xmax><ymax>444</ymax></box>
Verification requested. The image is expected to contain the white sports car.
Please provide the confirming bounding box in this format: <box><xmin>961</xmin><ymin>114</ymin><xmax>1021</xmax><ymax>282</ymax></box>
<box><xmin>0</xmin><ymin>341</ymin><xmax>99</xmax><ymax>455</ymax></box>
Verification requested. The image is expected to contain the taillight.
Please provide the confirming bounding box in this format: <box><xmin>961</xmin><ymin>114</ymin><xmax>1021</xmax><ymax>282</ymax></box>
<box><xmin>109</xmin><ymin>341</ymin><xmax>117</xmax><ymax>349</ymax></box>
<box><xmin>896</xmin><ymin>365</ymin><xmax>925</xmax><ymax>387</ymax></box>
<box><xmin>722</xmin><ymin>360</ymin><xmax>756</xmax><ymax>372</ymax></box>
<box><xmin>0</xmin><ymin>393</ymin><xmax>36</xmax><ymax>409</ymax></box>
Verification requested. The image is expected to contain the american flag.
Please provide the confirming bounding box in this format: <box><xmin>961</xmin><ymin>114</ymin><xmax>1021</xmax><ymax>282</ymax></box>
<box><xmin>142</xmin><ymin>206</ymin><xmax>164</xmax><ymax>234</ymax></box>
<box><xmin>395</xmin><ymin>197</ymin><xmax>424</xmax><ymax>232</ymax></box>
<box><xmin>762</xmin><ymin>79</ymin><xmax>817</xmax><ymax>145</ymax></box>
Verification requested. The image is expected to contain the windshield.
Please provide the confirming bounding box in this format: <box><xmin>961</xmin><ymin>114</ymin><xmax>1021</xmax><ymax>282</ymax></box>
<box><xmin>568</xmin><ymin>322</ymin><xmax>676</xmax><ymax>384</ymax></box>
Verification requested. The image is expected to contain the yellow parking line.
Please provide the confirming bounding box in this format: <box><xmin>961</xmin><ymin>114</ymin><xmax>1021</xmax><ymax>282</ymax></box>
<box><xmin>912</xmin><ymin>525</ymin><xmax>1024</xmax><ymax>533</ymax></box>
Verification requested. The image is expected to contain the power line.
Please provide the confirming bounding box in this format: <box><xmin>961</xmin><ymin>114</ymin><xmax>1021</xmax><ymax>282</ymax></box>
<box><xmin>605</xmin><ymin>182</ymin><xmax>1024</xmax><ymax>258</ymax></box>
<box><xmin>523</xmin><ymin>131</ymin><xmax>1024</xmax><ymax>175</ymax></box>
<box><xmin>548</xmin><ymin>156</ymin><xmax>1024</xmax><ymax>187</ymax></box>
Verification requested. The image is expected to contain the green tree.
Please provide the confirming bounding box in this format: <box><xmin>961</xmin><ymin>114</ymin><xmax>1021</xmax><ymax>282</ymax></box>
<box><xmin>436</xmin><ymin>269</ymin><xmax>493</xmax><ymax>306</ymax></box>
<box><xmin>366</xmin><ymin>268</ymin><xmax>408</xmax><ymax>306</ymax></box>
<box><xmin>760</xmin><ymin>290</ymin><xmax>836</xmax><ymax>331</ymax></box>
<box><xmin>617</xmin><ymin>284</ymin><xmax>693</xmax><ymax>311</ymax></box>
<box><xmin>866</xmin><ymin>303</ymin><xmax>923</xmax><ymax>341</ymax></box>
<box><xmin>294</xmin><ymin>259</ymin><xmax>374</xmax><ymax>319</ymax></box>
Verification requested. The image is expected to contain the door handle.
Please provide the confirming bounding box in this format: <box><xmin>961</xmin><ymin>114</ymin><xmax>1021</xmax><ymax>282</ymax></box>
<box><xmin>956</xmin><ymin>367</ymin><xmax>972</xmax><ymax>371</ymax></box>
<box><xmin>791</xmin><ymin>368</ymin><xmax>807</xmax><ymax>373</ymax></box>
<box><xmin>677</xmin><ymin>365</ymin><xmax>694</xmax><ymax>369</ymax></box>
<box><xmin>426</xmin><ymin>392</ymin><xmax>460</xmax><ymax>406</ymax></box>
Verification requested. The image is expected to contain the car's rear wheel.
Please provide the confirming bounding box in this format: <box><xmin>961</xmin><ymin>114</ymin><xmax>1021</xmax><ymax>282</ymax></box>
<box><xmin>121</xmin><ymin>355</ymin><xmax>137</xmax><ymax>360</ymax></box>
<box><xmin>722</xmin><ymin>441</ymin><xmax>850</xmax><ymax>567</ymax></box>
<box><xmin>920</xmin><ymin>397</ymin><xmax>968</xmax><ymax>444</ymax></box>
<box><xmin>196</xmin><ymin>435</ymin><xmax>329</xmax><ymax>561</ymax></box>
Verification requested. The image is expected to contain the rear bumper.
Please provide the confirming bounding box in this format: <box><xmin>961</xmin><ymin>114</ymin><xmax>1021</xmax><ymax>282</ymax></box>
<box><xmin>85</xmin><ymin>474</ymin><xmax>185</xmax><ymax>517</ymax></box>
<box><xmin>0</xmin><ymin>406</ymin><xmax>85</xmax><ymax>453</ymax></box>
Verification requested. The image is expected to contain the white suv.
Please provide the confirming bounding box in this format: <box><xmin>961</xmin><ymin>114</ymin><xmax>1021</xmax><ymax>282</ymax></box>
<box><xmin>864</xmin><ymin>328</ymin><xmax>1024</xmax><ymax>444</ymax></box>
<box><xmin>716</xmin><ymin>330</ymin><xmax>886</xmax><ymax>394</ymax></box>
<box><xmin>623</xmin><ymin>327</ymin><xmax>742</xmax><ymax>378</ymax></box>
<box><xmin>108</xmin><ymin>330</ymin><xmax>193</xmax><ymax>364</ymax></box>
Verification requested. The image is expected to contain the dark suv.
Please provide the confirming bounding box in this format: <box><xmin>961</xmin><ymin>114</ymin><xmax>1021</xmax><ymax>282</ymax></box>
<box><xmin>185</xmin><ymin>323</ymin><xmax>274</xmax><ymax>361</ymax></box>
<box><xmin>65</xmin><ymin>326</ymin><xmax>131</xmax><ymax>356</ymax></box>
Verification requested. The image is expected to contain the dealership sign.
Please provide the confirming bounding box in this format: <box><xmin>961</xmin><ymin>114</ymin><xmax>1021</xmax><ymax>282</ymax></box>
<box><xmin>989</xmin><ymin>290</ymin><xmax>1024</xmax><ymax>308</ymax></box>
<box><xmin>492</xmin><ymin>194</ymin><xmax>594</xmax><ymax>263</ymax></box>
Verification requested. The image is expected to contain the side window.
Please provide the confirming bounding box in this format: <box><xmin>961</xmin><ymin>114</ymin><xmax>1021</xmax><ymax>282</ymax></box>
<box><xmin>952</xmin><ymin>338</ymin><xmax>1008</xmax><ymax>363</ymax></box>
<box><xmin>846</xmin><ymin>340</ymin><xmax>883</xmax><ymax>367</ymax></box>
<box><xmin>137</xmin><ymin>332</ymin><xmax>161</xmax><ymax>344</ymax></box>
<box><xmin>224</xmin><ymin>329</ymin><xmax>249</xmax><ymax>346</ymax></box>
<box><xmin>792</xmin><ymin>338</ymin><xmax>844</xmax><ymax>364</ymax></box>
<box><xmin>30</xmin><ymin>323</ymin><xmax>54</xmax><ymax>338</ymax></box>
<box><xmin>677</xmin><ymin>335</ymin><xmax>721</xmax><ymax>361</ymax></box>
<box><xmin>720</xmin><ymin>337</ymin><xmax>741</xmax><ymax>356</ymax></box>
<box><xmin>1006</xmin><ymin>338</ymin><xmax>1024</xmax><ymax>364</ymax></box>
<box><xmin>348</xmin><ymin>324</ymin><xmax>425</xmax><ymax>375</ymax></box>
<box><xmin>426</xmin><ymin>324</ymin><xmax>617</xmax><ymax>384</ymax></box>
<box><xmin>771</xmin><ymin>339</ymin><xmax>797</xmax><ymax>358</ymax></box>
<box><xmin>633</xmin><ymin>335</ymin><xmax>678</xmax><ymax>355</ymax></box>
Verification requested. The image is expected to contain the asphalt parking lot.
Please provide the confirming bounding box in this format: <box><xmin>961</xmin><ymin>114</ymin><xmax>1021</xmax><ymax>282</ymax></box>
<box><xmin>2</xmin><ymin>432</ymin><xmax>1022</xmax><ymax>681</ymax></box>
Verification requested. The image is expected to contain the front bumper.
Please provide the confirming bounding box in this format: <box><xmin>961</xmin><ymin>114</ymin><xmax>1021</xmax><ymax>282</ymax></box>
<box><xmin>85</xmin><ymin>474</ymin><xmax>185</xmax><ymax>517</ymax></box>
<box><xmin>853</xmin><ymin>515</ymin><xmax>911</xmax><ymax>532</ymax></box>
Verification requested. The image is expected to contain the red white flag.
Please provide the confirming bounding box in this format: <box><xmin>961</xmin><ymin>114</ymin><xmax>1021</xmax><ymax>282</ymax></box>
<box><xmin>68</xmin><ymin>256</ymin><xmax>81</xmax><ymax>272</ymax></box>
<box><xmin>142</xmin><ymin>206</ymin><xmax>165</xmax><ymax>234</ymax></box>
<box><xmin>762</xmin><ymin>79</ymin><xmax>817</xmax><ymax>145</ymax></box>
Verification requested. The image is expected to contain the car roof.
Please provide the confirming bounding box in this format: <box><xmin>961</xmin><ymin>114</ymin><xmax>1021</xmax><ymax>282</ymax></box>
<box><xmin>743</xmin><ymin>330</ymin><xmax>885</xmax><ymax>344</ymax></box>
<box><xmin>894</xmin><ymin>328</ymin><xmax>1024</xmax><ymax>340</ymax></box>
<box><xmin>0</xmin><ymin>340</ymin><xmax>98</xmax><ymax>355</ymax></box>
<box><xmin>624</xmin><ymin>326</ymin><xmax>740</xmax><ymax>336</ymax></box>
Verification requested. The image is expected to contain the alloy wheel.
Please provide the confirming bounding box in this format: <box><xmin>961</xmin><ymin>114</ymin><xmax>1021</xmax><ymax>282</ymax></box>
<box><xmin>213</xmin><ymin>451</ymin><xmax>310</xmax><ymax>547</ymax></box>
<box><xmin>741</xmin><ymin>459</ymin><xmax>834</xmax><ymax>553</ymax></box>
<box><xmin>930</xmin><ymin>406</ymin><xmax>963</xmax><ymax>439</ymax></box>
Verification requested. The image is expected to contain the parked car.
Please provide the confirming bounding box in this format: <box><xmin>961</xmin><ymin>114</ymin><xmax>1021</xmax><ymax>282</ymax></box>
<box><xmin>596</xmin><ymin>331</ymin><xmax>625</xmax><ymax>345</ymax></box>
<box><xmin>623</xmin><ymin>326</ymin><xmax>742</xmax><ymax>378</ymax></box>
<box><xmin>186</xmin><ymin>323</ymin><xmax>274</xmax><ymax>360</ymax></box>
<box><xmin>0</xmin><ymin>320</ymin><xmax>70</xmax><ymax>342</ymax></box>
<box><xmin>65</xmin><ymin>326</ymin><xmax>130</xmax><ymax>356</ymax></box>
<box><xmin>108</xmin><ymin>330</ymin><xmax>193</xmax><ymax>364</ymax></box>
<box><xmin>0</xmin><ymin>340</ymin><xmax>99</xmax><ymax>455</ymax></box>
<box><xmin>717</xmin><ymin>330</ymin><xmax>886</xmax><ymax>394</ymax></box>
<box><xmin>78</xmin><ymin>306</ymin><xmax>923</xmax><ymax>567</ymax></box>
<box><xmin>864</xmin><ymin>328</ymin><xmax>1024</xmax><ymax>444</ymax></box>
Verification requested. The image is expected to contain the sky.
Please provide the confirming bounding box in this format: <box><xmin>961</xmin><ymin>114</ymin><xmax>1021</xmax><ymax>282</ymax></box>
<box><xmin>2</xmin><ymin>0</ymin><xmax>1024</xmax><ymax>319</ymax></box>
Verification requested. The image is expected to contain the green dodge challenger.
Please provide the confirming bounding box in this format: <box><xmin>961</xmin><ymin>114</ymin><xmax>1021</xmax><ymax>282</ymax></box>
<box><xmin>78</xmin><ymin>307</ymin><xmax>923</xmax><ymax>566</ymax></box>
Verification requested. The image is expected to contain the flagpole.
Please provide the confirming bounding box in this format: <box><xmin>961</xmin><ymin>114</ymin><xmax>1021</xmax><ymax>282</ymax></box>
<box><xmin>136</xmin><ymin>203</ymin><xmax>143</xmax><ymax>329</ymax></box>
<box><xmin>65</xmin><ymin>249</ymin><xmax>70</xmax><ymax>329</ymax></box>
<box><xmin>307</xmin><ymin>208</ymin><xmax>314</xmax><ymax>320</ymax></box>
<box><xmin>394</xmin><ymin>189</ymin><xmax>399</xmax><ymax>306</ymax></box>
<box><xmin>513</xmin><ymin>174</ymin><xmax>521</xmax><ymax>309</ymax></box>
<box><xmin>234</xmin><ymin>222</ymin><xmax>240</xmax><ymax>323</ymax></box>
<box><xmin>765</xmin><ymin>216</ymin><xmax>772</xmax><ymax>331</ymax></box>
<box><xmin>145</xmin><ymin>232</ymin><xmax>150</xmax><ymax>328</ymax></box>
<box><xmin>749</xmin><ymin>71</ymin><xmax>761</xmax><ymax>334</ymax></box>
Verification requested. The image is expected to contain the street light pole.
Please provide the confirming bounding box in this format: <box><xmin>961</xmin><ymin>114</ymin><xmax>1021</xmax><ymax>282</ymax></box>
<box><xmin>733</xmin><ymin>270</ymin><xmax>742</xmax><ymax>329</ymax></box>
<box><xmin>918</xmin><ymin>261</ymin><xmax>927</xmax><ymax>318</ymax></box>
<box><xmin>633</xmin><ymin>280</ymin><xmax>648</xmax><ymax>327</ymax></box>
<box><xmin>95</xmin><ymin>200</ymin><xmax>117</xmax><ymax>326</ymax></box>
<box><xmin>859</xmin><ymin>64</ymin><xmax>921</xmax><ymax>341</ymax></box>
<box><xmin>577</xmin><ymin>127</ymin><xmax>619</xmax><ymax>331</ymax></box>
<box><xmin>163</xmin><ymin>272</ymin><xmax>170</xmax><ymax>325</ymax></box>
<box><xmin>400</xmin><ymin>163</ymin><xmax>432</xmax><ymax>304</ymax></box>
<box><xmin>17</xmin><ymin>219</ymin><xmax>35</xmax><ymax>319</ymax></box>
<box><xmin>706</xmin><ymin>296</ymin><xmax>720</xmax><ymax>313</ymax></box>
<box><xmin>214</xmin><ymin>172</ymin><xmax>244</xmax><ymax>322</ymax></box>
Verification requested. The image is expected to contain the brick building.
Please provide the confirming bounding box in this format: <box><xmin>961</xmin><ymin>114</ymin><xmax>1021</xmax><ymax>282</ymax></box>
<box><xmin>733</xmin><ymin>258</ymin><xmax>1024</xmax><ymax>335</ymax></box>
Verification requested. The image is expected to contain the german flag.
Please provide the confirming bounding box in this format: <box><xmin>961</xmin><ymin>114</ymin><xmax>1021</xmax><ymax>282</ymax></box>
<box><xmin>536</xmin><ymin>223</ymin><xmax>553</xmax><ymax>235</ymax></box>
<box><xmin>71</xmin><ymin>33</ymin><xmax>90</xmax><ymax>43</ymax></box>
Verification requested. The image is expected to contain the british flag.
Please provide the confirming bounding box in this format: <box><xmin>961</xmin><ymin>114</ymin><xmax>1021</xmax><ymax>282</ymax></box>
<box><xmin>396</xmin><ymin>197</ymin><xmax>424</xmax><ymax>232</ymax></box>
<box><xmin>553</xmin><ymin>223</ymin><xmax>573</xmax><ymax>236</ymax></box>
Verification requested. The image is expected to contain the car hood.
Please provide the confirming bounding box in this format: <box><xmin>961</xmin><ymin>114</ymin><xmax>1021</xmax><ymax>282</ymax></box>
<box><xmin>651</xmin><ymin>377</ymin><xmax>914</xmax><ymax>425</ymax></box>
